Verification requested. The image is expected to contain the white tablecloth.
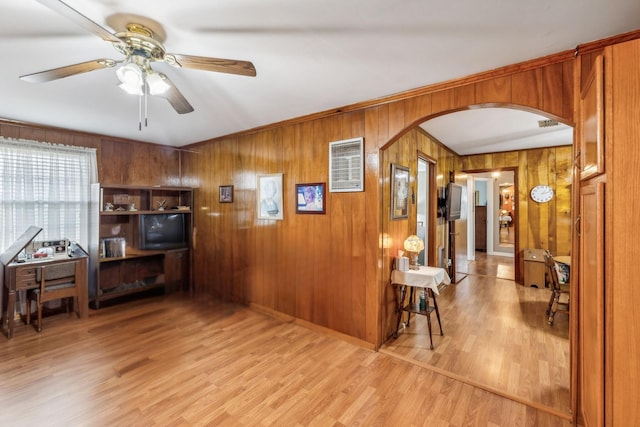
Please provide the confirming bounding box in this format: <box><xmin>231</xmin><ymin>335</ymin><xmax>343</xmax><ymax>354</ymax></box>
<box><xmin>391</xmin><ymin>266</ymin><xmax>451</xmax><ymax>295</ymax></box>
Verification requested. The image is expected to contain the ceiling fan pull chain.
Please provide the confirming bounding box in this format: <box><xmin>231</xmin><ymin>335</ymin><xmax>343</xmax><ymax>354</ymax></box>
<box><xmin>138</xmin><ymin>91</ymin><xmax>142</xmax><ymax>131</ymax></box>
<box><xmin>144</xmin><ymin>80</ymin><xmax>149</xmax><ymax>128</ymax></box>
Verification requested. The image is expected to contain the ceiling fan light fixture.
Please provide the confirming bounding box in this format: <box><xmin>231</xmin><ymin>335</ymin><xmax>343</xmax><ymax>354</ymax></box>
<box><xmin>116</xmin><ymin>62</ymin><xmax>143</xmax><ymax>86</ymax></box>
<box><xmin>146</xmin><ymin>72</ymin><xmax>170</xmax><ymax>95</ymax></box>
<box><xmin>118</xmin><ymin>81</ymin><xmax>143</xmax><ymax>95</ymax></box>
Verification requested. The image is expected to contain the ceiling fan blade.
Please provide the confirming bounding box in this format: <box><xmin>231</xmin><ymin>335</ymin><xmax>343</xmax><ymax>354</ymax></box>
<box><xmin>20</xmin><ymin>59</ymin><xmax>117</xmax><ymax>83</ymax></box>
<box><xmin>36</xmin><ymin>0</ymin><xmax>122</xmax><ymax>43</ymax></box>
<box><xmin>166</xmin><ymin>54</ymin><xmax>256</xmax><ymax>77</ymax></box>
<box><xmin>155</xmin><ymin>74</ymin><xmax>194</xmax><ymax>114</ymax></box>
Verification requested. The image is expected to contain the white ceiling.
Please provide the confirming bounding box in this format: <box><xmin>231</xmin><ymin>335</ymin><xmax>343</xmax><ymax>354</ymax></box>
<box><xmin>420</xmin><ymin>108</ymin><xmax>574</xmax><ymax>155</ymax></box>
<box><xmin>0</xmin><ymin>0</ymin><xmax>638</xmax><ymax>150</ymax></box>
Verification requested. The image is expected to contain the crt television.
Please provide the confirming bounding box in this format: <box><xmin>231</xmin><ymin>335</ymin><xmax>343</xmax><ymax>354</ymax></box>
<box><xmin>139</xmin><ymin>213</ymin><xmax>188</xmax><ymax>250</ymax></box>
<box><xmin>446</xmin><ymin>183</ymin><xmax>463</xmax><ymax>221</ymax></box>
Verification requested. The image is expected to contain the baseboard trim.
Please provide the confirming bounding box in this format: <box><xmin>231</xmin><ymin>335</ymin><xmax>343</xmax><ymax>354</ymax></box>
<box><xmin>248</xmin><ymin>302</ymin><xmax>376</xmax><ymax>351</ymax></box>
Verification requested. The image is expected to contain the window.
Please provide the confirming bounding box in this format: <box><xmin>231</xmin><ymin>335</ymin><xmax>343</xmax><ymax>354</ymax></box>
<box><xmin>0</xmin><ymin>138</ymin><xmax>97</xmax><ymax>253</ymax></box>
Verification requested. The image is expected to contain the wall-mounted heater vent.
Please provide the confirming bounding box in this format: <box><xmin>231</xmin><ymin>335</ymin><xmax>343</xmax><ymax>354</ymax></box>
<box><xmin>329</xmin><ymin>137</ymin><xmax>364</xmax><ymax>192</ymax></box>
<box><xmin>538</xmin><ymin>119</ymin><xmax>559</xmax><ymax>128</ymax></box>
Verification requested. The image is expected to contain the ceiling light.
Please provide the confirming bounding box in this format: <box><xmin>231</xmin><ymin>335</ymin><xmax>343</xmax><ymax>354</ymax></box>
<box><xmin>118</xmin><ymin>81</ymin><xmax>143</xmax><ymax>95</ymax></box>
<box><xmin>116</xmin><ymin>63</ymin><xmax>144</xmax><ymax>95</ymax></box>
<box><xmin>116</xmin><ymin>62</ymin><xmax>173</xmax><ymax>131</ymax></box>
<box><xmin>116</xmin><ymin>63</ymin><xmax>143</xmax><ymax>86</ymax></box>
<box><xmin>146</xmin><ymin>72</ymin><xmax>170</xmax><ymax>95</ymax></box>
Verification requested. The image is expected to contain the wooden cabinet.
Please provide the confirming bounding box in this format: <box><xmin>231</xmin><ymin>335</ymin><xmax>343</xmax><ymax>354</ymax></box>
<box><xmin>578</xmin><ymin>178</ymin><xmax>605</xmax><ymax>426</ymax></box>
<box><xmin>523</xmin><ymin>248</ymin><xmax>546</xmax><ymax>288</ymax></box>
<box><xmin>96</xmin><ymin>185</ymin><xmax>193</xmax><ymax>307</ymax></box>
<box><xmin>164</xmin><ymin>249</ymin><xmax>190</xmax><ymax>293</ymax></box>
<box><xmin>579</xmin><ymin>54</ymin><xmax>605</xmax><ymax>181</ymax></box>
<box><xmin>474</xmin><ymin>206</ymin><xmax>487</xmax><ymax>251</ymax></box>
<box><xmin>576</xmin><ymin>50</ymin><xmax>607</xmax><ymax>427</ymax></box>
<box><xmin>576</xmin><ymin>38</ymin><xmax>640</xmax><ymax>426</ymax></box>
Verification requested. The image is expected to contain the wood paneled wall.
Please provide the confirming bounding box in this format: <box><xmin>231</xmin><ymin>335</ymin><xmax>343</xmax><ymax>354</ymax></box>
<box><xmin>380</xmin><ymin>129</ymin><xmax>458</xmax><ymax>339</ymax></box>
<box><xmin>0</xmin><ymin>121</ymin><xmax>184</xmax><ymax>188</ymax></box>
<box><xmin>182</xmin><ymin>113</ymin><xmax>373</xmax><ymax>343</ymax></box>
<box><xmin>462</xmin><ymin>146</ymin><xmax>574</xmax><ymax>276</ymax></box>
<box><xmin>1</xmin><ymin>50</ymin><xmax>576</xmax><ymax>348</ymax></box>
<box><xmin>185</xmin><ymin>56</ymin><xmax>575</xmax><ymax>347</ymax></box>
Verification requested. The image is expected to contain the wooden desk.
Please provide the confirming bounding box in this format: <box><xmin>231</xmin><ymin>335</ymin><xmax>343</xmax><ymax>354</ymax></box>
<box><xmin>2</xmin><ymin>254</ymin><xmax>88</xmax><ymax>339</ymax></box>
<box><xmin>391</xmin><ymin>266</ymin><xmax>451</xmax><ymax>349</ymax></box>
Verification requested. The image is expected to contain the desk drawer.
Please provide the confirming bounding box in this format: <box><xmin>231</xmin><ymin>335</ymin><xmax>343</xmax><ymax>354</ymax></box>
<box><xmin>15</xmin><ymin>267</ymin><xmax>37</xmax><ymax>289</ymax></box>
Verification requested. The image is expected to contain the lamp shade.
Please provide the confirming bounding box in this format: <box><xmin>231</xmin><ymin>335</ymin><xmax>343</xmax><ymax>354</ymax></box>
<box><xmin>404</xmin><ymin>235</ymin><xmax>424</xmax><ymax>253</ymax></box>
<box><xmin>116</xmin><ymin>63</ymin><xmax>143</xmax><ymax>86</ymax></box>
<box><xmin>116</xmin><ymin>63</ymin><xmax>144</xmax><ymax>95</ymax></box>
<box><xmin>147</xmin><ymin>72</ymin><xmax>170</xmax><ymax>95</ymax></box>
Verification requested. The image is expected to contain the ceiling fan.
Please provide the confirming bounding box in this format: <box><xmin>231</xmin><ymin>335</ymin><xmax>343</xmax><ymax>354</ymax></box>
<box><xmin>20</xmin><ymin>0</ymin><xmax>257</xmax><ymax>127</ymax></box>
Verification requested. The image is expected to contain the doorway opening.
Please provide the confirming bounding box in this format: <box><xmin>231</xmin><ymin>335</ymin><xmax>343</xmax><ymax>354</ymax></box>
<box><xmin>465</xmin><ymin>170</ymin><xmax>516</xmax><ymax>280</ymax></box>
<box><xmin>416</xmin><ymin>153</ymin><xmax>437</xmax><ymax>267</ymax></box>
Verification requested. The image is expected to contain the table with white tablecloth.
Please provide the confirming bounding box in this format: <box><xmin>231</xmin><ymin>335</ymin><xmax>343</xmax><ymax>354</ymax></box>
<box><xmin>391</xmin><ymin>266</ymin><xmax>451</xmax><ymax>349</ymax></box>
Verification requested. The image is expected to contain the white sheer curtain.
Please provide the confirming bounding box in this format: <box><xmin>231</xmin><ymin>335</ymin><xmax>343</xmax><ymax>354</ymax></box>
<box><xmin>0</xmin><ymin>138</ymin><xmax>98</xmax><ymax>253</ymax></box>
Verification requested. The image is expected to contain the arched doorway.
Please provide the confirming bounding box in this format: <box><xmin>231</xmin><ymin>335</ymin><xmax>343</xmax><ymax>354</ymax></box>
<box><xmin>379</xmin><ymin>105</ymin><xmax>574</xmax><ymax>416</ymax></box>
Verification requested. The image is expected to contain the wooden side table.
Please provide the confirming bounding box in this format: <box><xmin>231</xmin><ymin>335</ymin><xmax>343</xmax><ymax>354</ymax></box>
<box><xmin>391</xmin><ymin>266</ymin><xmax>451</xmax><ymax>349</ymax></box>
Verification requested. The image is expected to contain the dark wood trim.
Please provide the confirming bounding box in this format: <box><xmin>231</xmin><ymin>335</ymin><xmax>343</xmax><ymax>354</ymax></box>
<box><xmin>575</xmin><ymin>28</ymin><xmax>640</xmax><ymax>56</ymax></box>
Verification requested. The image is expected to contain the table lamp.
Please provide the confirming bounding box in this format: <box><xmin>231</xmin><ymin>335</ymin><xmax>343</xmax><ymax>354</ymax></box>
<box><xmin>404</xmin><ymin>235</ymin><xmax>424</xmax><ymax>269</ymax></box>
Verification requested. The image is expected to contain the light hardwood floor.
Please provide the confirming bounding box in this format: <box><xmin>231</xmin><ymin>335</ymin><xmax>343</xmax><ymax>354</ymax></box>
<box><xmin>381</xmin><ymin>253</ymin><xmax>570</xmax><ymax>418</ymax></box>
<box><xmin>466</xmin><ymin>252</ymin><xmax>515</xmax><ymax>280</ymax></box>
<box><xmin>0</xmin><ymin>292</ymin><xmax>571</xmax><ymax>426</ymax></box>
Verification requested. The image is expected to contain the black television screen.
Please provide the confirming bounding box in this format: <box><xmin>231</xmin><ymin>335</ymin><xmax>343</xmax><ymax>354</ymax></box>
<box><xmin>139</xmin><ymin>213</ymin><xmax>188</xmax><ymax>250</ymax></box>
<box><xmin>446</xmin><ymin>183</ymin><xmax>463</xmax><ymax>221</ymax></box>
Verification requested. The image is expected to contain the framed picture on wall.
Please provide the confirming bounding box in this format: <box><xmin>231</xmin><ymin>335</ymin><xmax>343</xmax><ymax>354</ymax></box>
<box><xmin>257</xmin><ymin>173</ymin><xmax>284</xmax><ymax>220</ymax></box>
<box><xmin>391</xmin><ymin>163</ymin><xmax>410</xmax><ymax>220</ymax></box>
<box><xmin>219</xmin><ymin>185</ymin><xmax>233</xmax><ymax>203</ymax></box>
<box><xmin>295</xmin><ymin>183</ymin><xmax>326</xmax><ymax>214</ymax></box>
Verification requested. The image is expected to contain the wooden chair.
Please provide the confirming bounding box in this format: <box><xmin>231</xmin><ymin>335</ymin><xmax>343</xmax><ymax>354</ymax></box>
<box><xmin>543</xmin><ymin>250</ymin><xmax>570</xmax><ymax>325</ymax></box>
<box><xmin>26</xmin><ymin>261</ymin><xmax>80</xmax><ymax>332</ymax></box>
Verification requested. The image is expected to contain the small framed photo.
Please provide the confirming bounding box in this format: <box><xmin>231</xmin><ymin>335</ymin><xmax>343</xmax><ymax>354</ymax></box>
<box><xmin>219</xmin><ymin>185</ymin><xmax>233</xmax><ymax>203</ymax></box>
<box><xmin>257</xmin><ymin>173</ymin><xmax>284</xmax><ymax>220</ymax></box>
<box><xmin>296</xmin><ymin>183</ymin><xmax>326</xmax><ymax>214</ymax></box>
<box><xmin>391</xmin><ymin>163</ymin><xmax>410</xmax><ymax>220</ymax></box>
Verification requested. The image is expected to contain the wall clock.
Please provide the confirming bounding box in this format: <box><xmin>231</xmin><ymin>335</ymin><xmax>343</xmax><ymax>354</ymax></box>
<box><xmin>530</xmin><ymin>185</ymin><xmax>554</xmax><ymax>203</ymax></box>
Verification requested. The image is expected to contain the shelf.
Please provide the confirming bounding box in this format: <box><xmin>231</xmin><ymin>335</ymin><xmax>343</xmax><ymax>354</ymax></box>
<box><xmin>97</xmin><ymin>281</ymin><xmax>165</xmax><ymax>301</ymax></box>
<box><xmin>96</xmin><ymin>184</ymin><xmax>193</xmax><ymax>308</ymax></box>
<box><xmin>100</xmin><ymin>185</ymin><xmax>192</xmax><ymax>213</ymax></box>
<box><xmin>100</xmin><ymin>184</ymin><xmax>191</xmax><ymax>191</ymax></box>
<box><xmin>100</xmin><ymin>209</ymin><xmax>191</xmax><ymax>216</ymax></box>
<box><xmin>99</xmin><ymin>248</ymin><xmax>166</xmax><ymax>263</ymax></box>
<box><xmin>402</xmin><ymin>302</ymin><xmax>436</xmax><ymax>316</ymax></box>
